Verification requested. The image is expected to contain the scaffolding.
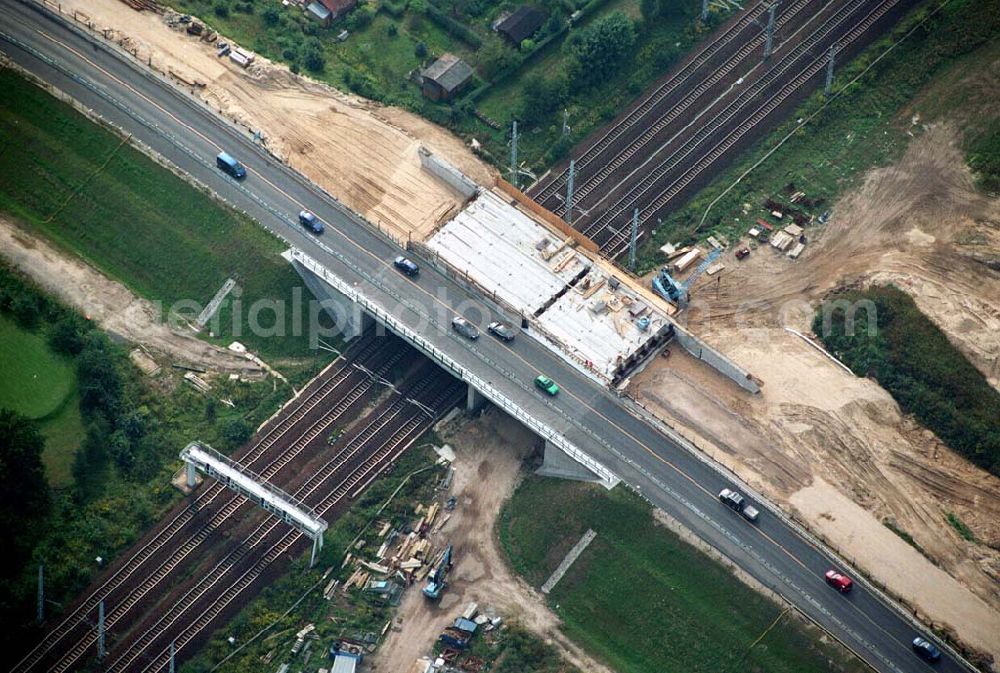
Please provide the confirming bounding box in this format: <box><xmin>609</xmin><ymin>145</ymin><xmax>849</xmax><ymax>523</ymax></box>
<box><xmin>179</xmin><ymin>442</ymin><xmax>328</xmax><ymax>566</ymax></box>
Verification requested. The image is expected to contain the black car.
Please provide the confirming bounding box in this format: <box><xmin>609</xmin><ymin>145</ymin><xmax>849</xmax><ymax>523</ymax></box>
<box><xmin>393</xmin><ymin>256</ymin><xmax>419</xmax><ymax>277</ymax></box>
<box><xmin>487</xmin><ymin>321</ymin><xmax>515</xmax><ymax>342</ymax></box>
<box><xmin>912</xmin><ymin>637</ymin><xmax>941</xmax><ymax>662</ymax></box>
<box><xmin>451</xmin><ymin>317</ymin><xmax>479</xmax><ymax>340</ymax></box>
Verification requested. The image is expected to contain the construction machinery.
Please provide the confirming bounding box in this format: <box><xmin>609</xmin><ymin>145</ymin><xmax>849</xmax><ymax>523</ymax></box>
<box><xmin>652</xmin><ymin>248</ymin><xmax>722</xmax><ymax>306</ymax></box>
<box><xmin>423</xmin><ymin>544</ymin><xmax>453</xmax><ymax>599</ymax></box>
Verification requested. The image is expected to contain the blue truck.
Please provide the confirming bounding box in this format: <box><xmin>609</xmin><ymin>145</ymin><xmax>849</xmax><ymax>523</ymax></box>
<box><xmin>215</xmin><ymin>151</ymin><xmax>246</xmax><ymax>179</ymax></box>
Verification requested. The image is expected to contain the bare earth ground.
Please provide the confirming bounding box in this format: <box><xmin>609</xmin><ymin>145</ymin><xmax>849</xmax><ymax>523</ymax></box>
<box><xmin>631</xmin><ymin>125</ymin><xmax>1000</xmax><ymax>665</ymax></box>
<box><xmin>371</xmin><ymin>409</ymin><xmax>613</xmax><ymax>673</ymax></box>
<box><xmin>0</xmin><ymin>214</ymin><xmax>262</xmax><ymax>374</ymax></box>
<box><xmin>59</xmin><ymin>0</ymin><xmax>496</xmax><ymax>243</ymax></box>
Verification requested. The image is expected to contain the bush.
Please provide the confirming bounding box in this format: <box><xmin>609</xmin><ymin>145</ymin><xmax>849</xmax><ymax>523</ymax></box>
<box><xmin>382</xmin><ymin>0</ymin><xmax>406</xmax><ymax>17</ymax></box>
<box><xmin>424</xmin><ymin>2</ymin><xmax>483</xmax><ymax>48</ymax></box>
<box><xmin>346</xmin><ymin>4</ymin><xmax>377</xmax><ymax>29</ymax></box>
<box><xmin>520</xmin><ymin>71</ymin><xmax>567</xmax><ymax>127</ymax></box>
<box><xmin>387</xmin><ymin>22</ymin><xmax>399</xmax><ymax>37</ymax></box>
<box><xmin>414</xmin><ymin>41</ymin><xmax>428</xmax><ymax>58</ymax></box>
<box><xmin>213</xmin><ymin>2</ymin><xmax>229</xmax><ymax>18</ymax></box>
<box><xmin>222</xmin><ymin>418</ymin><xmax>253</xmax><ymax>450</ymax></box>
<box><xmin>816</xmin><ymin>286</ymin><xmax>1000</xmax><ymax>476</ymax></box>
<box><xmin>477</xmin><ymin>36</ymin><xmax>523</xmax><ymax>81</ymax></box>
<box><xmin>967</xmin><ymin>123</ymin><xmax>1000</xmax><ymax>193</ymax></box>
<box><xmin>262</xmin><ymin>7</ymin><xmax>281</xmax><ymax>26</ymax></box>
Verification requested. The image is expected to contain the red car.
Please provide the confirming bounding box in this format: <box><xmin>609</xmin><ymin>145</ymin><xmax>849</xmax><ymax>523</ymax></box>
<box><xmin>825</xmin><ymin>569</ymin><xmax>853</xmax><ymax>593</ymax></box>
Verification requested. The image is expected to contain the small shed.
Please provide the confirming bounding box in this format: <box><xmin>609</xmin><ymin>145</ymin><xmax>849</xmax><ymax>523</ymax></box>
<box><xmin>318</xmin><ymin>0</ymin><xmax>357</xmax><ymax>21</ymax></box>
<box><xmin>420</xmin><ymin>53</ymin><xmax>474</xmax><ymax>101</ymax></box>
<box><xmin>496</xmin><ymin>5</ymin><xmax>546</xmax><ymax>45</ymax></box>
<box><xmin>306</xmin><ymin>1</ymin><xmax>331</xmax><ymax>25</ymax></box>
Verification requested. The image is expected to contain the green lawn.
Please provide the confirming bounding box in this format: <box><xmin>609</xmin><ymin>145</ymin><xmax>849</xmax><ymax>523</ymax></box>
<box><xmin>500</xmin><ymin>477</ymin><xmax>870</xmax><ymax>673</ymax></box>
<box><xmin>0</xmin><ymin>69</ymin><xmax>326</xmax><ymax>359</ymax></box>
<box><xmin>0</xmin><ymin>314</ymin><xmax>75</xmax><ymax>418</ymax></box>
<box><xmin>0</xmin><ymin>314</ymin><xmax>83</xmax><ymax>488</ymax></box>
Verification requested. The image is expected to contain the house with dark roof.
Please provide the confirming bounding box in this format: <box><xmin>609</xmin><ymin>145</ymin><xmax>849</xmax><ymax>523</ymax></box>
<box><xmin>495</xmin><ymin>5</ymin><xmax>546</xmax><ymax>46</ymax></box>
<box><xmin>318</xmin><ymin>0</ymin><xmax>357</xmax><ymax>21</ymax></box>
<box><xmin>420</xmin><ymin>53</ymin><xmax>474</xmax><ymax>101</ymax></box>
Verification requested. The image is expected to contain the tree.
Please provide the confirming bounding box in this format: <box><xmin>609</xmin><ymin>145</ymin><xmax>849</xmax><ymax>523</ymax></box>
<box><xmin>409</xmin><ymin>0</ymin><xmax>427</xmax><ymax>13</ymax></box>
<box><xmin>213</xmin><ymin>2</ymin><xmax>229</xmax><ymax>18</ymax></box>
<box><xmin>301</xmin><ymin>38</ymin><xmax>325</xmax><ymax>73</ymax></box>
<box><xmin>10</xmin><ymin>291</ymin><xmax>40</xmax><ymax>329</ymax></box>
<box><xmin>48</xmin><ymin>314</ymin><xmax>89</xmax><ymax>356</ymax></box>
<box><xmin>639</xmin><ymin>0</ymin><xmax>661</xmax><ymax>23</ymax></box>
<box><xmin>414</xmin><ymin>41</ymin><xmax>428</xmax><ymax>59</ymax></box>
<box><xmin>565</xmin><ymin>11</ymin><xmax>637</xmax><ymax>88</ymax></box>
<box><xmin>0</xmin><ymin>410</ymin><xmax>50</xmax><ymax>576</ymax></box>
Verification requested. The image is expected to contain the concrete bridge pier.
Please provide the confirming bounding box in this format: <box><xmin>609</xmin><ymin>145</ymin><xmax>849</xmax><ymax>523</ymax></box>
<box><xmin>466</xmin><ymin>386</ymin><xmax>487</xmax><ymax>412</ymax></box>
<box><xmin>536</xmin><ymin>440</ymin><xmax>606</xmax><ymax>483</ymax></box>
<box><xmin>289</xmin><ymin>255</ymin><xmax>372</xmax><ymax>340</ymax></box>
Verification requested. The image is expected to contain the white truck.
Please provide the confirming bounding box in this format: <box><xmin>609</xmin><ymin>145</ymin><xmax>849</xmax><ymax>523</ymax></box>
<box><xmin>719</xmin><ymin>488</ymin><xmax>759</xmax><ymax>523</ymax></box>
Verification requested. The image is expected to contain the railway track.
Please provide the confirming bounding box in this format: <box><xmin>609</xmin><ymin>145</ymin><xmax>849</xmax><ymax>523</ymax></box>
<box><xmin>528</xmin><ymin>0</ymin><xmax>776</xmax><ymax>206</ymax></box>
<box><xmin>13</xmin><ymin>335</ymin><xmax>412</xmax><ymax>673</ymax></box>
<box><xmin>592</xmin><ymin>0</ymin><xmax>903</xmax><ymax>257</ymax></box>
<box><xmin>104</xmin><ymin>370</ymin><xmax>464</xmax><ymax>673</ymax></box>
<box><xmin>543</xmin><ymin>0</ymin><xmax>829</xmax><ymax>216</ymax></box>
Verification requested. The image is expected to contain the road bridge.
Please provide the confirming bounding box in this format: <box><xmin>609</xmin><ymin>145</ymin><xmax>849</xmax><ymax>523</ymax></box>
<box><xmin>0</xmin><ymin>3</ymin><xmax>979</xmax><ymax>672</ymax></box>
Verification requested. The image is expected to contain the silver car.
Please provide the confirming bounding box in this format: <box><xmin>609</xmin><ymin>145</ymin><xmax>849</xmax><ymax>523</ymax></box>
<box><xmin>451</xmin><ymin>317</ymin><xmax>479</xmax><ymax>340</ymax></box>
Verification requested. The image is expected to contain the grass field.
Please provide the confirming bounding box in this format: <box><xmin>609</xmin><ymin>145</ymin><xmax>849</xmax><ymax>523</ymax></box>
<box><xmin>0</xmin><ymin>69</ymin><xmax>325</xmax><ymax>359</ymax></box>
<box><xmin>636</xmin><ymin>0</ymin><xmax>1000</xmax><ymax>271</ymax></box>
<box><xmin>0</xmin><ymin>314</ymin><xmax>82</xmax><ymax>487</ymax></box>
<box><xmin>499</xmin><ymin>477</ymin><xmax>870</xmax><ymax>673</ymax></box>
<box><xmin>0</xmin><ymin>314</ymin><xmax>75</xmax><ymax>418</ymax></box>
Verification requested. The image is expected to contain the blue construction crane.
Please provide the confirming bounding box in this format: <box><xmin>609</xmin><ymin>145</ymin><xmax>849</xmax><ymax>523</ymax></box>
<box><xmin>422</xmin><ymin>544</ymin><xmax>453</xmax><ymax>599</ymax></box>
<box><xmin>652</xmin><ymin>248</ymin><xmax>722</xmax><ymax>306</ymax></box>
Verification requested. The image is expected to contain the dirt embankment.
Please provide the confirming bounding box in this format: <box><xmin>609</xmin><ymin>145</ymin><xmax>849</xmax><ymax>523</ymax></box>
<box><xmin>632</xmin><ymin>125</ymin><xmax>1000</xmax><ymax>665</ymax></box>
<box><xmin>371</xmin><ymin>409</ymin><xmax>613</xmax><ymax>673</ymax></box>
<box><xmin>57</xmin><ymin>0</ymin><xmax>496</xmax><ymax>243</ymax></box>
<box><xmin>0</xmin><ymin>215</ymin><xmax>261</xmax><ymax>374</ymax></box>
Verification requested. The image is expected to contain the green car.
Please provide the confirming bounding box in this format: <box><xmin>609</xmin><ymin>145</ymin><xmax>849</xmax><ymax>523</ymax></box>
<box><xmin>534</xmin><ymin>375</ymin><xmax>559</xmax><ymax>396</ymax></box>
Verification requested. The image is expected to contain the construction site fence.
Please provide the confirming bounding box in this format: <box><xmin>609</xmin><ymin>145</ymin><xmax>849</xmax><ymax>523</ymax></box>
<box><xmin>495</xmin><ymin>178</ymin><xmax>600</xmax><ymax>254</ymax></box>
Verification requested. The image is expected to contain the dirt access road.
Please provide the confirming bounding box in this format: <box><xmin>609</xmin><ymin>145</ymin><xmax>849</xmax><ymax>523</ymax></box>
<box><xmin>370</xmin><ymin>409</ymin><xmax>613</xmax><ymax>673</ymax></box>
<box><xmin>0</xmin><ymin>214</ymin><xmax>262</xmax><ymax>374</ymax></box>
<box><xmin>632</xmin><ymin>125</ymin><xmax>1000</xmax><ymax>666</ymax></box>
<box><xmin>59</xmin><ymin>0</ymin><xmax>496</xmax><ymax>244</ymax></box>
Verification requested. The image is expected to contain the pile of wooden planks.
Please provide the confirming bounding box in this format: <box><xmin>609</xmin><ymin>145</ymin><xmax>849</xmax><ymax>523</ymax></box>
<box><xmin>120</xmin><ymin>0</ymin><xmax>164</xmax><ymax>13</ymax></box>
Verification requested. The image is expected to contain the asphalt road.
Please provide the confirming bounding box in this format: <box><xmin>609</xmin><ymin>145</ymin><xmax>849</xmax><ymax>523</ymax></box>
<box><xmin>0</xmin><ymin>2</ymin><xmax>977</xmax><ymax>672</ymax></box>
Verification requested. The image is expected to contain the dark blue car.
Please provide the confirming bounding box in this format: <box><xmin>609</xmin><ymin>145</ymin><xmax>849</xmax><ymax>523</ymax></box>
<box><xmin>912</xmin><ymin>637</ymin><xmax>941</xmax><ymax>662</ymax></box>
<box><xmin>298</xmin><ymin>210</ymin><xmax>324</xmax><ymax>234</ymax></box>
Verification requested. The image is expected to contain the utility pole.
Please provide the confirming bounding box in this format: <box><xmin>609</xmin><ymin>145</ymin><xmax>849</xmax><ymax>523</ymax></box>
<box><xmin>763</xmin><ymin>3</ymin><xmax>778</xmax><ymax>61</ymax></box>
<box><xmin>510</xmin><ymin>120</ymin><xmax>519</xmax><ymax>190</ymax></box>
<box><xmin>628</xmin><ymin>208</ymin><xmax>640</xmax><ymax>271</ymax></box>
<box><xmin>562</xmin><ymin>109</ymin><xmax>570</xmax><ymax>136</ymax></box>
<box><xmin>824</xmin><ymin>43</ymin><xmax>837</xmax><ymax>96</ymax></box>
<box><xmin>565</xmin><ymin>159</ymin><xmax>575</xmax><ymax>226</ymax></box>
<box><xmin>169</xmin><ymin>641</ymin><xmax>176</xmax><ymax>673</ymax></box>
<box><xmin>701</xmin><ymin>0</ymin><xmax>710</xmax><ymax>21</ymax></box>
<box><xmin>97</xmin><ymin>600</ymin><xmax>106</xmax><ymax>661</ymax></box>
<box><xmin>37</xmin><ymin>564</ymin><xmax>44</xmax><ymax>623</ymax></box>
